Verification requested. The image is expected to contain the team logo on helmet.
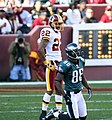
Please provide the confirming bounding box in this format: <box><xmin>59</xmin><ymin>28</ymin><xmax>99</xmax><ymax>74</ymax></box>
<box><xmin>65</xmin><ymin>43</ymin><xmax>82</xmax><ymax>59</ymax></box>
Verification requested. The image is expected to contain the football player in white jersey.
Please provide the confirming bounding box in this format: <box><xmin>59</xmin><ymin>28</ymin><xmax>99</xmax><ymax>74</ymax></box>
<box><xmin>38</xmin><ymin>14</ymin><xmax>64</xmax><ymax>120</ymax></box>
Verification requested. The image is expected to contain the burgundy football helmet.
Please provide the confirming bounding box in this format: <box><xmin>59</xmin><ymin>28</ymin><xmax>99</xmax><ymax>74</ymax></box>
<box><xmin>49</xmin><ymin>14</ymin><xmax>64</xmax><ymax>31</ymax></box>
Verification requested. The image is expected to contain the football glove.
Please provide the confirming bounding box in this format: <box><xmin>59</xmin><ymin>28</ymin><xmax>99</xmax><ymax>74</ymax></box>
<box><xmin>87</xmin><ymin>88</ymin><xmax>92</xmax><ymax>100</ymax></box>
<box><xmin>64</xmin><ymin>94</ymin><xmax>72</xmax><ymax>105</ymax></box>
<box><xmin>45</xmin><ymin>107</ymin><xmax>60</xmax><ymax>120</ymax></box>
<box><xmin>44</xmin><ymin>60</ymin><xmax>55</xmax><ymax>71</ymax></box>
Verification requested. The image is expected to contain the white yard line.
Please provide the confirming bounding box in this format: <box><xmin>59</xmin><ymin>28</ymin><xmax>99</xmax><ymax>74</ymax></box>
<box><xmin>88</xmin><ymin>80</ymin><xmax>112</xmax><ymax>84</ymax></box>
<box><xmin>0</xmin><ymin>80</ymin><xmax>112</xmax><ymax>86</ymax></box>
<box><xmin>87</xmin><ymin>100</ymin><xmax>112</xmax><ymax>103</ymax></box>
<box><xmin>0</xmin><ymin>94</ymin><xmax>43</xmax><ymax>97</ymax></box>
<box><xmin>0</xmin><ymin>110</ymin><xmax>39</xmax><ymax>113</ymax></box>
<box><xmin>0</xmin><ymin>82</ymin><xmax>46</xmax><ymax>86</ymax></box>
<box><xmin>0</xmin><ymin>93</ymin><xmax>112</xmax><ymax>98</ymax></box>
<box><xmin>0</xmin><ymin>108</ymin><xmax>112</xmax><ymax>114</ymax></box>
<box><xmin>88</xmin><ymin>108</ymin><xmax>112</xmax><ymax>111</ymax></box>
<box><xmin>0</xmin><ymin>100</ymin><xmax>112</xmax><ymax>106</ymax></box>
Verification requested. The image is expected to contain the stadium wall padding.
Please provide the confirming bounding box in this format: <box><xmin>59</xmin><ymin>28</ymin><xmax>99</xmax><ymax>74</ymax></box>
<box><xmin>0</xmin><ymin>26</ymin><xmax>73</xmax><ymax>81</ymax></box>
<box><xmin>0</xmin><ymin>26</ymin><xmax>112</xmax><ymax>81</ymax></box>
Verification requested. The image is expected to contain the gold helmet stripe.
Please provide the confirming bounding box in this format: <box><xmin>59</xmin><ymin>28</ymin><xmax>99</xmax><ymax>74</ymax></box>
<box><xmin>46</xmin><ymin>68</ymin><xmax>52</xmax><ymax>91</ymax></box>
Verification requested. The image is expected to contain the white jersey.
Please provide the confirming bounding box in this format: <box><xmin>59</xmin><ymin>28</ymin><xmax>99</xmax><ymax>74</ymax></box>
<box><xmin>39</xmin><ymin>27</ymin><xmax>62</xmax><ymax>61</ymax></box>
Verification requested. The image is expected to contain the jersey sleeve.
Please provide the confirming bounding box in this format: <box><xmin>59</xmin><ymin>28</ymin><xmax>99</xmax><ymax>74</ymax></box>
<box><xmin>40</xmin><ymin>28</ymin><xmax>51</xmax><ymax>41</ymax></box>
<box><xmin>58</xmin><ymin>60</ymin><xmax>71</xmax><ymax>74</ymax></box>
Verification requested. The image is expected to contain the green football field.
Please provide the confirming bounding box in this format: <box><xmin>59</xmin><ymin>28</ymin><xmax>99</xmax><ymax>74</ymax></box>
<box><xmin>0</xmin><ymin>83</ymin><xmax>112</xmax><ymax>120</ymax></box>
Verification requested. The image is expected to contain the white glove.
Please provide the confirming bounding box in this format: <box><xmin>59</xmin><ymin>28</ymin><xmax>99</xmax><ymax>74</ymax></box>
<box><xmin>88</xmin><ymin>88</ymin><xmax>92</xmax><ymax>100</ymax></box>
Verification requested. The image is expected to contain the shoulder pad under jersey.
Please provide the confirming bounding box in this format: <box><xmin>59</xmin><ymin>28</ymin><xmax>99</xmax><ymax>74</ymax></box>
<box><xmin>58</xmin><ymin>59</ymin><xmax>71</xmax><ymax>73</ymax></box>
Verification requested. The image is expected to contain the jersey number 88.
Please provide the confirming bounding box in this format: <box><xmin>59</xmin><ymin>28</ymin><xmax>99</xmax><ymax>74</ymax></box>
<box><xmin>72</xmin><ymin>68</ymin><xmax>83</xmax><ymax>83</ymax></box>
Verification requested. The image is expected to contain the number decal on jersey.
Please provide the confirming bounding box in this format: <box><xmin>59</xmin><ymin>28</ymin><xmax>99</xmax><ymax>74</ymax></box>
<box><xmin>41</xmin><ymin>30</ymin><xmax>50</xmax><ymax>37</ymax></box>
<box><xmin>72</xmin><ymin>68</ymin><xmax>83</xmax><ymax>83</ymax></box>
<box><xmin>52</xmin><ymin>38</ymin><xmax>60</xmax><ymax>51</ymax></box>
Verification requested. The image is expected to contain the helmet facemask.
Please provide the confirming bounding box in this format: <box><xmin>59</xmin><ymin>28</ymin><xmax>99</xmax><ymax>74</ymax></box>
<box><xmin>51</xmin><ymin>21</ymin><xmax>64</xmax><ymax>31</ymax></box>
<box><xmin>66</xmin><ymin>48</ymin><xmax>81</xmax><ymax>60</ymax></box>
<box><xmin>49</xmin><ymin>14</ymin><xmax>64</xmax><ymax>32</ymax></box>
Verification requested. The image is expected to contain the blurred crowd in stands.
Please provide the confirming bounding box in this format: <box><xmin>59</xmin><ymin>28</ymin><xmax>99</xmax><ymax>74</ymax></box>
<box><xmin>1</xmin><ymin>0</ymin><xmax>112</xmax><ymax>6</ymax></box>
<box><xmin>0</xmin><ymin>0</ymin><xmax>112</xmax><ymax>34</ymax></box>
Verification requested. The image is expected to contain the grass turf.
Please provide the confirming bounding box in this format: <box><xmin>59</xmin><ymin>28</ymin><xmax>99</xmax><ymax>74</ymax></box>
<box><xmin>0</xmin><ymin>83</ymin><xmax>112</xmax><ymax>120</ymax></box>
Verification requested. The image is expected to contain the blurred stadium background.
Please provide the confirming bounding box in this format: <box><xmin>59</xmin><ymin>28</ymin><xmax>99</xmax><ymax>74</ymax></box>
<box><xmin>0</xmin><ymin>4</ymin><xmax>112</xmax><ymax>119</ymax></box>
<box><xmin>1</xmin><ymin>24</ymin><xmax>112</xmax><ymax>81</ymax></box>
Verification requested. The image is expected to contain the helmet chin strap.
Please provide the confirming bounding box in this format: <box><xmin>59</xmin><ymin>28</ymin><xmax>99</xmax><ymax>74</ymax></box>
<box><xmin>54</xmin><ymin>28</ymin><xmax>59</xmax><ymax>32</ymax></box>
<box><xmin>68</xmin><ymin>57</ymin><xmax>79</xmax><ymax>65</ymax></box>
<box><xmin>69</xmin><ymin>56</ymin><xmax>79</xmax><ymax>60</ymax></box>
<box><xmin>49</xmin><ymin>24</ymin><xmax>58</xmax><ymax>32</ymax></box>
